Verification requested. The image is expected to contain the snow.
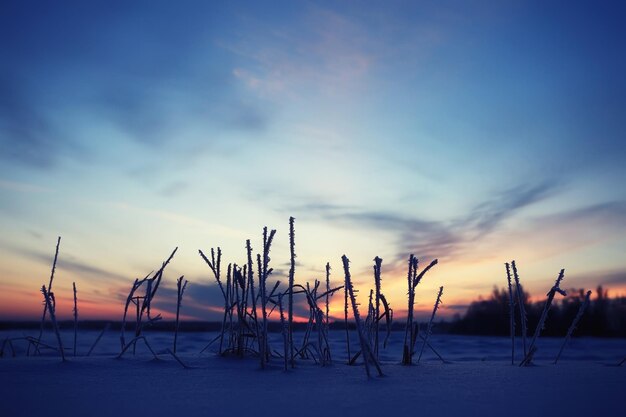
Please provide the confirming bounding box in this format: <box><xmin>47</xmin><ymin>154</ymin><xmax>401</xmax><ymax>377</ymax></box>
<box><xmin>1</xmin><ymin>329</ymin><xmax>624</xmax><ymax>417</ymax></box>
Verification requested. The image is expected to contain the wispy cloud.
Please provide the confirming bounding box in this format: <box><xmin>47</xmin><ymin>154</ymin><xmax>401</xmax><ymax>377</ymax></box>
<box><xmin>0</xmin><ymin>179</ymin><xmax>53</xmax><ymax>193</ymax></box>
<box><xmin>3</xmin><ymin>244</ymin><xmax>127</xmax><ymax>283</ymax></box>
<box><xmin>288</xmin><ymin>181</ymin><xmax>561</xmax><ymax>267</ymax></box>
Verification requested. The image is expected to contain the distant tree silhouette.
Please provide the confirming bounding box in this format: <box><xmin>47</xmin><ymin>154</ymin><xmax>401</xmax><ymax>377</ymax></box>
<box><xmin>450</xmin><ymin>285</ymin><xmax>626</xmax><ymax>337</ymax></box>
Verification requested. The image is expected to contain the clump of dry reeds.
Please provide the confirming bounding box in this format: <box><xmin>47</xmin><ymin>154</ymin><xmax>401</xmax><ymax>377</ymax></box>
<box><xmin>120</xmin><ymin>247</ymin><xmax>178</xmax><ymax>354</ymax></box>
<box><xmin>342</xmin><ymin>255</ymin><xmax>383</xmax><ymax>378</ymax></box>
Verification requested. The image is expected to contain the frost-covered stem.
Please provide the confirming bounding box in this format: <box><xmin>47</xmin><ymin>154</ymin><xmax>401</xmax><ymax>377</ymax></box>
<box><xmin>120</xmin><ymin>278</ymin><xmax>141</xmax><ymax>350</ymax></box>
<box><xmin>522</xmin><ymin>269</ymin><xmax>566</xmax><ymax>366</ymax></box>
<box><xmin>554</xmin><ymin>290</ymin><xmax>591</xmax><ymax>364</ymax></box>
<box><xmin>418</xmin><ymin>286</ymin><xmax>443</xmax><ymax>364</ymax></box>
<box><xmin>226</xmin><ymin>264</ymin><xmax>234</xmax><ymax>350</ymax></box>
<box><xmin>257</xmin><ymin>253</ymin><xmax>266</xmax><ymax>367</ymax></box>
<box><xmin>325</xmin><ymin>262</ymin><xmax>331</xmax><ymax>361</ymax></box>
<box><xmin>402</xmin><ymin>255</ymin><xmax>417</xmax><ymax>365</ymax></box>
<box><xmin>246</xmin><ymin>240</ymin><xmax>260</xmax><ymax>354</ymax></box>
<box><xmin>278</xmin><ymin>292</ymin><xmax>289</xmax><ymax>371</ymax></box>
<box><xmin>73</xmin><ymin>281</ymin><xmax>78</xmax><ymax>357</ymax></box>
<box><xmin>174</xmin><ymin>275</ymin><xmax>187</xmax><ymax>354</ymax></box>
<box><xmin>373</xmin><ymin>256</ymin><xmax>382</xmax><ymax>359</ymax></box>
<box><xmin>511</xmin><ymin>260</ymin><xmax>527</xmax><ymax>357</ymax></box>
<box><xmin>261</xmin><ymin>227</ymin><xmax>276</xmax><ymax>367</ymax></box>
<box><xmin>344</xmin><ymin>259</ymin><xmax>351</xmax><ymax>363</ymax></box>
<box><xmin>505</xmin><ymin>263</ymin><xmax>515</xmax><ymax>364</ymax></box>
<box><xmin>35</xmin><ymin>236</ymin><xmax>61</xmax><ymax>354</ymax></box>
<box><xmin>287</xmin><ymin>216</ymin><xmax>296</xmax><ymax>368</ymax></box>
<box><xmin>41</xmin><ymin>286</ymin><xmax>65</xmax><ymax>362</ymax></box>
<box><xmin>342</xmin><ymin>255</ymin><xmax>383</xmax><ymax>377</ymax></box>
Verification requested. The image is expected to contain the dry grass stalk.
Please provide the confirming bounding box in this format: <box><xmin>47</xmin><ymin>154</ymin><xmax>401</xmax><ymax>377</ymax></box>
<box><xmin>259</xmin><ymin>226</ymin><xmax>277</xmax><ymax>369</ymax></box>
<box><xmin>342</xmin><ymin>255</ymin><xmax>383</xmax><ymax>378</ymax></box>
<box><xmin>278</xmin><ymin>292</ymin><xmax>289</xmax><ymax>371</ymax></box>
<box><xmin>34</xmin><ymin>236</ymin><xmax>61</xmax><ymax>355</ymax></box>
<box><xmin>73</xmin><ymin>281</ymin><xmax>78</xmax><ymax>357</ymax></box>
<box><xmin>344</xmin><ymin>259</ymin><xmax>352</xmax><ymax>363</ymax></box>
<box><xmin>41</xmin><ymin>285</ymin><xmax>65</xmax><ymax>362</ymax></box>
<box><xmin>511</xmin><ymin>260</ymin><xmax>528</xmax><ymax>357</ymax></box>
<box><xmin>287</xmin><ymin>216</ymin><xmax>296</xmax><ymax>367</ymax></box>
<box><xmin>520</xmin><ymin>268</ymin><xmax>566</xmax><ymax>366</ymax></box>
<box><xmin>173</xmin><ymin>275</ymin><xmax>188</xmax><ymax>354</ymax></box>
<box><xmin>403</xmin><ymin>255</ymin><xmax>438</xmax><ymax>365</ymax></box>
<box><xmin>554</xmin><ymin>290</ymin><xmax>591</xmax><ymax>364</ymax></box>
<box><xmin>505</xmin><ymin>263</ymin><xmax>515</xmax><ymax>364</ymax></box>
<box><xmin>120</xmin><ymin>248</ymin><xmax>178</xmax><ymax>353</ymax></box>
<box><xmin>417</xmin><ymin>286</ymin><xmax>443</xmax><ymax>364</ymax></box>
<box><xmin>325</xmin><ymin>262</ymin><xmax>331</xmax><ymax>361</ymax></box>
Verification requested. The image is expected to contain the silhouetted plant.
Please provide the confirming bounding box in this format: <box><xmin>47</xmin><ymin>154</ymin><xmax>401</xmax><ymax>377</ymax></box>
<box><xmin>33</xmin><ymin>236</ymin><xmax>61</xmax><ymax>356</ymax></box>
<box><xmin>173</xmin><ymin>275</ymin><xmax>188</xmax><ymax>354</ymax></box>
<box><xmin>520</xmin><ymin>269</ymin><xmax>566</xmax><ymax>366</ymax></box>
<box><xmin>41</xmin><ymin>285</ymin><xmax>65</xmax><ymax>362</ymax></box>
<box><xmin>402</xmin><ymin>255</ymin><xmax>438</xmax><ymax>365</ymax></box>
<box><xmin>287</xmin><ymin>216</ymin><xmax>296</xmax><ymax>368</ymax></box>
<box><xmin>417</xmin><ymin>286</ymin><xmax>443</xmax><ymax>364</ymax></box>
<box><xmin>120</xmin><ymin>248</ymin><xmax>178</xmax><ymax>354</ymax></box>
<box><xmin>342</xmin><ymin>255</ymin><xmax>383</xmax><ymax>378</ymax></box>
<box><xmin>554</xmin><ymin>290</ymin><xmax>591</xmax><ymax>364</ymax></box>
<box><xmin>505</xmin><ymin>263</ymin><xmax>515</xmax><ymax>364</ymax></box>
<box><xmin>511</xmin><ymin>260</ymin><xmax>528</xmax><ymax>356</ymax></box>
<box><xmin>73</xmin><ymin>281</ymin><xmax>78</xmax><ymax>357</ymax></box>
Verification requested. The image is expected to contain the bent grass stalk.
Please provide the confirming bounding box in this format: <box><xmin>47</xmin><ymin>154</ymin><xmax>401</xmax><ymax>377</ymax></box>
<box><xmin>417</xmin><ymin>286</ymin><xmax>443</xmax><ymax>364</ymax></box>
<box><xmin>554</xmin><ymin>290</ymin><xmax>591</xmax><ymax>364</ymax></box>
<box><xmin>521</xmin><ymin>268</ymin><xmax>566</xmax><ymax>366</ymax></box>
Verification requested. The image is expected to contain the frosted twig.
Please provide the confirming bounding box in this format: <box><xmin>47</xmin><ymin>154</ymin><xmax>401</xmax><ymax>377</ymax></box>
<box><xmin>511</xmin><ymin>260</ymin><xmax>527</xmax><ymax>357</ymax></box>
<box><xmin>34</xmin><ymin>236</ymin><xmax>61</xmax><ymax>355</ymax></box>
<box><xmin>288</xmin><ymin>216</ymin><xmax>296</xmax><ymax>368</ymax></box>
<box><xmin>41</xmin><ymin>285</ymin><xmax>65</xmax><ymax>362</ymax></box>
<box><xmin>73</xmin><ymin>281</ymin><xmax>78</xmax><ymax>357</ymax></box>
<box><xmin>373</xmin><ymin>256</ymin><xmax>382</xmax><ymax>359</ymax></box>
<box><xmin>173</xmin><ymin>275</ymin><xmax>188</xmax><ymax>353</ymax></box>
<box><xmin>505</xmin><ymin>263</ymin><xmax>515</xmax><ymax>364</ymax></box>
<box><xmin>554</xmin><ymin>290</ymin><xmax>591</xmax><ymax>364</ymax></box>
<box><xmin>521</xmin><ymin>269</ymin><xmax>566</xmax><ymax>366</ymax></box>
<box><xmin>417</xmin><ymin>286</ymin><xmax>443</xmax><ymax>364</ymax></box>
<box><xmin>278</xmin><ymin>292</ymin><xmax>289</xmax><ymax>371</ymax></box>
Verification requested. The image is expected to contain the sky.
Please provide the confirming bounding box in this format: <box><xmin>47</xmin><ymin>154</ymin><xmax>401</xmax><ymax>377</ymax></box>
<box><xmin>1</xmin><ymin>1</ymin><xmax>625</xmax><ymax>322</ymax></box>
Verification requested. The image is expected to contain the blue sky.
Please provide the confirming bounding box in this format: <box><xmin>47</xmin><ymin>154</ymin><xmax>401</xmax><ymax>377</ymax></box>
<box><xmin>1</xmin><ymin>1</ymin><xmax>625</xmax><ymax>321</ymax></box>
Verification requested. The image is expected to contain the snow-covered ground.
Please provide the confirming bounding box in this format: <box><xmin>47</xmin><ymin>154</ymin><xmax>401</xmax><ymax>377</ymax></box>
<box><xmin>1</xmin><ymin>329</ymin><xmax>624</xmax><ymax>417</ymax></box>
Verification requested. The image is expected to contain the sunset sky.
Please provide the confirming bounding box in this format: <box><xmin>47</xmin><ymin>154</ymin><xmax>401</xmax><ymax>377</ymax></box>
<box><xmin>1</xmin><ymin>1</ymin><xmax>625</xmax><ymax>322</ymax></box>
